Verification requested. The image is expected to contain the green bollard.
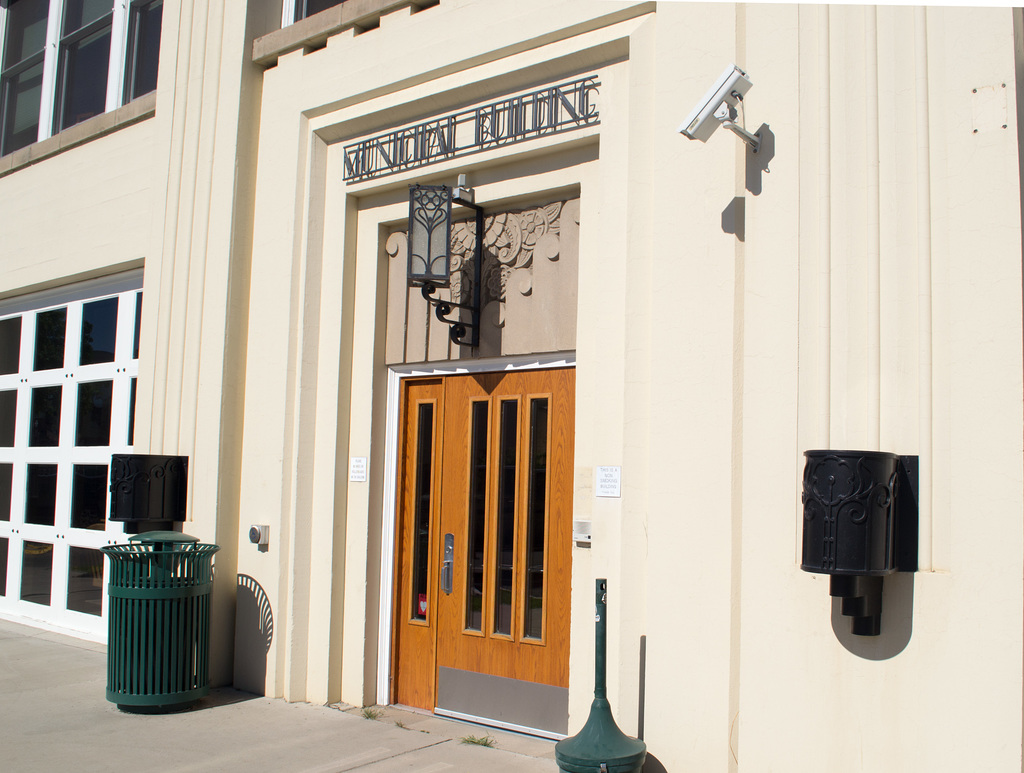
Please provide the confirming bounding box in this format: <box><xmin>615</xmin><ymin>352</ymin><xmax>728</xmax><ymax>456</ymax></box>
<box><xmin>555</xmin><ymin>579</ymin><xmax>647</xmax><ymax>773</ymax></box>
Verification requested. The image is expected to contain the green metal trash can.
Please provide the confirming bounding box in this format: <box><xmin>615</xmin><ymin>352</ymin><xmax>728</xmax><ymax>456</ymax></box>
<box><xmin>100</xmin><ymin>531</ymin><xmax>220</xmax><ymax>712</ymax></box>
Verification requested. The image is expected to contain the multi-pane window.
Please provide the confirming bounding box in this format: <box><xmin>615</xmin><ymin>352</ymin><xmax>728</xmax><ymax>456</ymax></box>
<box><xmin>0</xmin><ymin>272</ymin><xmax>141</xmax><ymax>637</ymax></box>
<box><xmin>0</xmin><ymin>0</ymin><xmax>163</xmax><ymax>156</ymax></box>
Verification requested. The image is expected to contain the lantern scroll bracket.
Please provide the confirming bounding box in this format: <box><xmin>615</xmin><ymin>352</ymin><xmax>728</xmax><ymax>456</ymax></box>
<box><xmin>408</xmin><ymin>182</ymin><xmax>482</xmax><ymax>348</ymax></box>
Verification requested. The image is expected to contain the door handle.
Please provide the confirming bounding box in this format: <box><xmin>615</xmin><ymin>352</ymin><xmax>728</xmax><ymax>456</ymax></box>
<box><xmin>441</xmin><ymin>533</ymin><xmax>454</xmax><ymax>595</ymax></box>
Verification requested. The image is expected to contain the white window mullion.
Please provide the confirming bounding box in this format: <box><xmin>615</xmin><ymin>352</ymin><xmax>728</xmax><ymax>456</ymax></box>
<box><xmin>282</xmin><ymin>0</ymin><xmax>297</xmax><ymax>27</ymax></box>
<box><xmin>37</xmin><ymin>0</ymin><xmax>64</xmax><ymax>142</ymax></box>
<box><xmin>107</xmin><ymin>0</ymin><xmax>128</xmax><ymax>111</ymax></box>
<box><xmin>0</xmin><ymin>5</ymin><xmax>9</xmax><ymax>66</ymax></box>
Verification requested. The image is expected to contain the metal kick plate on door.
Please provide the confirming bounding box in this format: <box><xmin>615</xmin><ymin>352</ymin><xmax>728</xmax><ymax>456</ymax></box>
<box><xmin>441</xmin><ymin>533</ymin><xmax>454</xmax><ymax>595</ymax></box>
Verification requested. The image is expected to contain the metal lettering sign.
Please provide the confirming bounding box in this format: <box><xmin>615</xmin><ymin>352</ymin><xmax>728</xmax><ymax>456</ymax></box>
<box><xmin>343</xmin><ymin>76</ymin><xmax>600</xmax><ymax>182</ymax></box>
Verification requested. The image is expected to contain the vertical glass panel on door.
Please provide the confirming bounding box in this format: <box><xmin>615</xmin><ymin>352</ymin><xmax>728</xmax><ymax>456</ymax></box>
<box><xmin>0</xmin><ymin>537</ymin><xmax>7</xmax><ymax>596</ymax></box>
<box><xmin>55</xmin><ymin>26</ymin><xmax>112</xmax><ymax>132</ymax></box>
<box><xmin>464</xmin><ymin>401</ymin><xmax>488</xmax><ymax>632</ymax></box>
<box><xmin>75</xmin><ymin>381</ymin><xmax>112</xmax><ymax>446</ymax></box>
<box><xmin>34</xmin><ymin>308</ymin><xmax>67</xmax><ymax>371</ymax></box>
<box><xmin>21</xmin><ymin>541</ymin><xmax>52</xmax><ymax>606</ymax></box>
<box><xmin>25</xmin><ymin>464</ymin><xmax>58</xmax><ymax>526</ymax></box>
<box><xmin>1</xmin><ymin>60</ymin><xmax>44</xmax><ymax>157</ymax></box>
<box><xmin>0</xmin><ymin>390</ymin><xmax>16</xmax><ymax>446</ymax></box>
<box><xmin>493</xmin><ymin>400</ymin><xmax>518</xmax><ymax>636</ymax></box>
<box><xmin>411</xmin><ymin>403</ymin><xmax>434</xmax><ymax>622</ymax></box>
<box><xmin>66</xmin><ymin>546</ymin><xmax>103</xmax><ymax>616</ymax></box>
<box><xmin>128</xmin><ymin>378</ymin><xmax>137</xmax><ymax>445</ymax></box>
<box><xmin>29</xmin><ymin>385</ymin><xmax>61</xmax><ymax>446</ymax></box>
<box><xmin>71</xmin><ymin>464</ymin><xmax>107</xmax><ymax>530</ymax></box>
<box><xmin>0</xmin><ymin>462</ymin><xmax>12</xmax><ymax>520</ymax></box>
<box><xmin>0</xmin><ymin>316</ymin><xmax>21</xmax><ymax>374</ymax></box>
<box><xmin>79</xmin><ymin>297</ymin><xmax>118</xmax><ymax>365</ymax></box>
<box><xmin>523</xmin><ymin>398</ymin><xmax>549</xmax><ymax>640</ymax></box>
<box><xmin>3</xmin><ymin>0</ymin><xmax>48</xmax><ymax>68</ymax></box>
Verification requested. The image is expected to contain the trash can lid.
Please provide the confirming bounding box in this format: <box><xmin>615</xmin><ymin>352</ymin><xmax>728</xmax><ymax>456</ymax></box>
<box><xmin>129</xmin><ymin>531</ymin><xmax>200</xmax><ymax>544</ymax></box>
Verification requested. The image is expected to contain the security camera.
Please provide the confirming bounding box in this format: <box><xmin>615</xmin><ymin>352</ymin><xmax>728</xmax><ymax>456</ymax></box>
<box><xmin>249</xmin><ymin>524</ymin><xmax>269</xmax><ymax>546</ymax></box>
<box><xmin>678</xmin><ymin>64</ymin><xmax>753</xmax><ymax>143</ymax></box>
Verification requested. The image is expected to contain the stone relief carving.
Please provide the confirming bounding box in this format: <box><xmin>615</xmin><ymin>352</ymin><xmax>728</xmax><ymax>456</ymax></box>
<box><xmin>389</xmin><ymin>200</ymin><xmax>567</xmax><ymax>328</ymax></box>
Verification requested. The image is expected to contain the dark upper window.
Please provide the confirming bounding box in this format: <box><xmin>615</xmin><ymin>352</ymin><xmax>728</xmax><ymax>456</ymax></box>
<box><xmin>0</xmin><ymin>0</ymin><xmax>163</xmax><ymax>156</ymax></box>
<box><xmin>294</xmin><ymin>0</ymin><xmax>344</xmax><ymax>22</ymax></box>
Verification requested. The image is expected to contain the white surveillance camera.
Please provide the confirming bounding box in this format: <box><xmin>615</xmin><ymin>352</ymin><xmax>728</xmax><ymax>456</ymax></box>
<box><xmin>678</xmin><ymin>64</ymin><xmax>753</xmax><ymax>143</ymax></box>
<box><xmin>249</xmin><ymin>524</ymin><xmax>269</xmax><ymax>546</ymax></box>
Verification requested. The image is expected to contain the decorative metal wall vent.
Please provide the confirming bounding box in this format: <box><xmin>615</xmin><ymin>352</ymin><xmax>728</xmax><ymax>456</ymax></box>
<box><xmin>109</xmin><ymin>454</ymin><xmax>189</xmax><ymax>523</ymax></box>
<box><xmin>801</xmin><ymin>450</ymin><xmax>918</xmax><ymax>636</ymax></box>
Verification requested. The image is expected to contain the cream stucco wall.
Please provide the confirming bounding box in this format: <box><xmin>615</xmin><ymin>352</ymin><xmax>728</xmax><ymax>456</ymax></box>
<box><xmin>0</xmin><ymin>118</ymin><xmax>156</xmax><ymax>294</ymax></box>
<box><xmin>239</xmin><ymin>3</ymin><xmax>1024</xmax><ymax>770</ymax></box>
<box><xmin>4</xmin><ymin>0</ymin><xmax>1012</xmax><ymax>770</ymax></box>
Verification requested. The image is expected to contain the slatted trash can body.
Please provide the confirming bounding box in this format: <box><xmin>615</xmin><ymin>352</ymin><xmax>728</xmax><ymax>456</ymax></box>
<box><xmin>100</xmin><ymin>532</ymin><xmax>220</xmax><ymax>711</ymax></box>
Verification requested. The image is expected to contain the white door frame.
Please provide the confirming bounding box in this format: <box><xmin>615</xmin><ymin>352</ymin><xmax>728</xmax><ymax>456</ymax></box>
<box><xmin>375</xmin><ymin>352</ymin><xmax>576</xmax><ymax>704</ymax></box>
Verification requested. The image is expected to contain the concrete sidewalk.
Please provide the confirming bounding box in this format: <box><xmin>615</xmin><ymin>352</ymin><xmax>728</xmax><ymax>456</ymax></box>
<box><xmin>0</xmin><ymin>618</ymin><xmax>559</xmax><ymax>772</ymax></box>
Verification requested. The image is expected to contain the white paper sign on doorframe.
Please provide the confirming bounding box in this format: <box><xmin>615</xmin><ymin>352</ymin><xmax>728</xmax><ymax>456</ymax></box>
<box><xmin>595</xmin><ymin>466</ymin><xmax>621</xmax><ymax>498</ymax></box>
<box><xmin>349</xmin><ymin>457</ymin><xmax>368</xmax><ymax>483</ymax></box>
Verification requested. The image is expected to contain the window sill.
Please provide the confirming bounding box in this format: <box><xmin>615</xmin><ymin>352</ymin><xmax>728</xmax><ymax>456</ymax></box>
<box><xmin>253</xmin><ymin>0</ymin><xmax>438</xmax><ymax>68</ymax></box>
<box><xmin>0</xmin><ymin>91</ymin><xmax>157</xmax><ymax>179</ymax></box>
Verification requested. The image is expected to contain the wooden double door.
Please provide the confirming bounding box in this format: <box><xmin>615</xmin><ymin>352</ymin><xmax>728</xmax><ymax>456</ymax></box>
<box><xmin>391</xmin><ymin>368</ymin><xmax>574</xmax><ymax>735</ymax></box>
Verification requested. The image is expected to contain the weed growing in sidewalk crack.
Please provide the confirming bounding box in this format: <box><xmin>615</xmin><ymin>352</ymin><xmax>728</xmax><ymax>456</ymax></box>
<box><xmin>360</xmin><ymin>706</ymin><xmax>383</xmax><ymax>720</ymax></box>
<box><xmin>460</xmin><ymin>734</ymin><xmax>496</xmax><ymax>748</ymax></box>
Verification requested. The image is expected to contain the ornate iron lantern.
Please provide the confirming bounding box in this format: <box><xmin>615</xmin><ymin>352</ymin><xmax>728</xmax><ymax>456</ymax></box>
<box><xmin>408</xmin><ymin>181</ymin><xmax>482</xmax><ymax>347</ymax></box>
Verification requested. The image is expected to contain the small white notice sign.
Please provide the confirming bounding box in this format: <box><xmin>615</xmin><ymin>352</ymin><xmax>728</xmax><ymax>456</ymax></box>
<box><xmin>349</xmin><ymin>457</ymin><xmax>368</xmax><ymax>483</ymax></box>
<box><xmin>595</xmin><ymin>466</ymin><xmax>621</xmax><ymax>498</ymax></box>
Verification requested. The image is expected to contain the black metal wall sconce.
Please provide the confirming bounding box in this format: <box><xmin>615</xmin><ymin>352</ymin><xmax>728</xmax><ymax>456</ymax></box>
<box><xmin>109</xmin><ymin>454</ymin><xmax>189</xmax><ymax>532</ymax></box>
<box><xmin>801</xmin><ymin>450</ymin><xmax>919</xmax><ymax>636</ymax></box>
<box><xmin>408</xmin><ymin>177</ymin><xmax>482</xmax><ymax>347</ymax></box>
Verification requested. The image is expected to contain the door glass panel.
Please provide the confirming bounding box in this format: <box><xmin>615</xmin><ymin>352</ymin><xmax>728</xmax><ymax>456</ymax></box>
<box><xmin>133</xmin><ymin>292</ymin><xmax>142</xmax><ymax>359</ymax></box>
<box><xmin>0</xmin><ymin>537</ymin><xmax>7</xmax><ymax>596</ymax></box>
<box><xmin>0</xmin><ymin>316</ymin><xmax>21</xmax><ymax>374</ymax></box>
<box><xmin>25</xmin><ymin>464</ymin><xmax>57</xmax><ymax>526</ymax></box>
<box><xmin>464</xmin><ymin>401</ymin><xmax>488</xmax><ymax>631</ymax></box>
<box><xmin>523</xmin><ymin>398</ymin><xmax>549</xmax><ymax>640</ymax></box>
<box><xmin>20</xmin><ymin>541</ymin><xmax>52</xmax><ymax>605</ymax></box>
<box><xmin>29</xmin><ymin>385</ymin><xmax>61</xmax><ymax>446</ymax></box>
<box><xmin>0</xmin><ymin>463</ymin><xmax>12</xmax><ymax>520</ymax></box>
<box><xmin>75</xmin><ymin>380</ymin><xmax>112</xmax><ymax>446</ymax></box>
<box><xmin>79</xmin><ymin>297</ymin><xmax>118</xmax><ymax>365</ymax></box>
<box><xmin>128</xmin><ymin>377</ymin><xmax>137</xmax><ymax>445</ymax></box>
<box><xmin>71</xmin><ymin>464</ymin><xmax>107</xmax><ymax>530</ymax></box>
<box><xmin>411</xmin><ymin>403</ymin><xmax>434</xmax><ymax>621</ymax></box>
<box><xmin>493</xmin><ymin>400</ymin><xmax>518</xmax><ymax>636</ymax></box>
<box><xmin>66</xmin><ymin>546</ymin><xmax>103</xmax><ymax>616</ymax></box>
<box><xmin>34</xmin><ymin>308</ymin><xmax>67</xmax><ymax>371</ymax></box>
<box><xmin>0</xmin><ymin>390</ymin><xmax>16</xmax><ymax>446</ymax></box>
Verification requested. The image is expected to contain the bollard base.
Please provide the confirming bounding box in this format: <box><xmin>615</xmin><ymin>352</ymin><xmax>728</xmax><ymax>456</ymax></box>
<box><xmin>554</xmin><ymin>697</ymin><xmax>647</xmax><ymax>773</ymax></box>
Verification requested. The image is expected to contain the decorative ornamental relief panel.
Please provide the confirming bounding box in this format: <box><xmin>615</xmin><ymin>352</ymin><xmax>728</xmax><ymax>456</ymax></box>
<box><xmin>385</xmin><ymin>198</ymin><xmax>579</xmax><ymax>364</ymax></box>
